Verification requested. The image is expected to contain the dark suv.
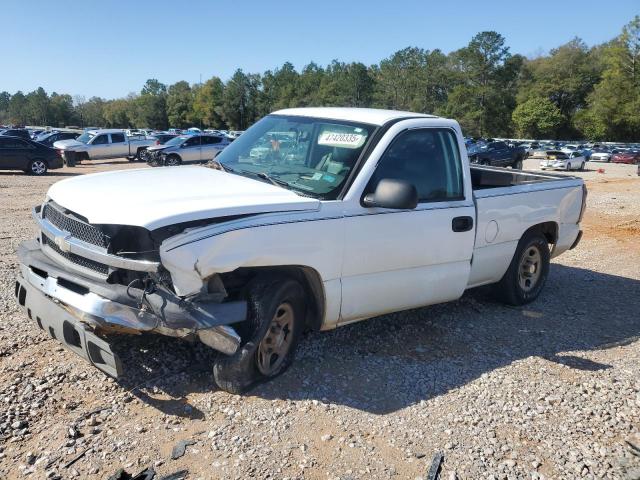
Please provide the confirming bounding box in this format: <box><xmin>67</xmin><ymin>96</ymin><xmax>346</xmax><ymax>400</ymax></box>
<box><xmin>35</xmin><ymin>131</ymin><xmax>80</xmax><ymax>148</ymax></box>
<box><xmin>0</xmin><ymin>136</ymin><xmax>63</xmax><ymax>175</ymax></box>
<box><xmin>1</xmin><ymin>129</ymin><xmax>32</xmax><ymax>140</ymax></box>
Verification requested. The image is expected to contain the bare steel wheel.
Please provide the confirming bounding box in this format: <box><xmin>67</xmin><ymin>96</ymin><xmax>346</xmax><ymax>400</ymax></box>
<box><xmin>257</xmin><ymin>303</ymin><xmax>295</xmax><ymax>376</ymax></box>
<box><xmin>518</xmin><ymin>245</ymin><xmax>541</xmax><ymax>292</ymax></box>
<box><xmin>493</xmin><ymin>229</ymin><xmax>550</xmax><ymax>305</ymax></box>
<box><xmin>213</xmin><ymin>277</ymin><xmax>305</xmax><ymax>394</ymax></box>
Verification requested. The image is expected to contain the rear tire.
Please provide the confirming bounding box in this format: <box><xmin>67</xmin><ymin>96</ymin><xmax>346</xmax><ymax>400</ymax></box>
<box><xmin>513</xmin><ymin>158</ymin><xmax>523</xmax><ymax>170</ymax></box>
<box><xmin>213</xmin><ymin>277</ymin><xmax>305</xmax><ymax>394</ymax></box>
<box><xmin>492</xmin><ymin>230</ymin><xmax>550</xmax><ymax>306</ymax></box>
<box><xmin>135</xmin><ymin>148</ymin><xmax>146</xmax><ymax>161</ymax></box>
<box><xmin>27</xmin><ymin>159</ymin><xmax>48</xmax><ymax>176</ymax></box>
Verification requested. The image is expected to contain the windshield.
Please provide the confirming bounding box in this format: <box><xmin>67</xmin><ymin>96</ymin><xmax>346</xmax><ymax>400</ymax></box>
<box><xmin>164</xmin><ymin>136</ymin><xmax>188</xmax><ymax>147</ymax></box>
<box><xmin>216</xmin><ymin>115</ymin><xmax>375</xmax><ymax>199</ymax></box>
<box><xmin>76</xmin><ymin>132</ymin><xmax>94</xmax><ymax>144</ymax></box>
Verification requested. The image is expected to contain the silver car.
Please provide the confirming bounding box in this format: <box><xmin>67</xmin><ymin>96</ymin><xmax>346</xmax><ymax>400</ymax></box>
<box><xmin>157</xmin><ymin>134</ymin><xmax>230</xmax><ymax>166</ymax></box>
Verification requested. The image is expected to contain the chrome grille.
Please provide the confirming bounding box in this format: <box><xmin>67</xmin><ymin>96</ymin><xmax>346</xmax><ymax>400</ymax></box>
<box><xmin>42</xmin><ymin>202</ymin><xmax>109</xmax><ymax>248</ymax></box>
<box><xmin>42</xmin><ymin>236</ymin><xmax>109</xmax><ymax>275</ymax></box>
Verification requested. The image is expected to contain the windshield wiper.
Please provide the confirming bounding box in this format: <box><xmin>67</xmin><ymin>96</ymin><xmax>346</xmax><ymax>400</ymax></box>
<box><xmin>209</xmin><ymin>159</ymin><xmax>235</xmax><ymax>173</ymax></box>
<box><xmin>255</xmin><ymin>172</ymin><xmax>290</xmax><ymax>188</ymax></box>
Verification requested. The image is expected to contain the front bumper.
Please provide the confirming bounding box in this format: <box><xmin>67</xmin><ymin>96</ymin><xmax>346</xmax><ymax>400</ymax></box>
<box><xmin>15</xmin><ymin>240</ymin><xmax>246</xmax><ymax>377</ymax></box>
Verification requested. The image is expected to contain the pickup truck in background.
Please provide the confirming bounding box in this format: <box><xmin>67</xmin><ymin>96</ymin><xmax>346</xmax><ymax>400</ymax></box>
<box><xmin>468</xmin><ymin>141</ymin><xmax>527</xmax><ymax>169</ymax></box>
<box><xmin>15</xmin><ymin>108</ymin><xmax>586</xmax><ymax>393</ymax></box>
<box><xmin>53</xmin><ymin>129</ymin><xmax>156</xmax><ymax>166</ymax></box>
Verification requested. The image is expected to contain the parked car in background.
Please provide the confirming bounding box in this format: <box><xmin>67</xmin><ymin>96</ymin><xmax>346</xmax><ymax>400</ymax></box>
<box><xmin>0</xmin><ymin>136</ymin><xmax>63</xmax><ymax>175</ymax></box>
<box><xmin>539</xmin><ymin>150</ymin><xmax>586</xmax><ymax>171</ymax></box>
<box><xmin>53</xmin><ymin>129</ymin><xmax>156</xmax><ymax>166</ymax></box>
<box><xmin>468</xmin><ymin>141</ymin><xmax>527</xmax><ymax>169</ymax></box>
<box><xmin>139</xmin><ymin>133</ymin><xmax>179</xmax><ymax>161</ymax></box>
<box><xmin>589</xmin><ymin>149</ymin><xmax>613</xmax><ymax>162</ymax></box>
<box><xmin>1</xmin><ymin>129</ymin><xmax>32</xmax><ymax>140</ymax></box>
<box><xmin>35</xmin><ymin>131</ymin><xmax>80</xmax><ymax>148</ymax></box>
<box><xmin>611</xmin><ymin>150</ymin><xmax>640</xmax><ymax>164</ymax></box>
<box><xmin>150</xmin><ymin>134</ymin><xmax>230</xmax><ymax>166</ymax></box>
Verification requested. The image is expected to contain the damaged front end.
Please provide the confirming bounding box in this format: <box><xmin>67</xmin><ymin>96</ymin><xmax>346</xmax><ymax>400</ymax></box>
<box><xmin>14</xmin><ymin>203</ymin><xmax>246</xmax><ymax>378</ymax></box>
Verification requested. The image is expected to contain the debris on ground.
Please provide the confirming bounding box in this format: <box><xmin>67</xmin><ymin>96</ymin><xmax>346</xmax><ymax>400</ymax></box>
<box><xmin>171</xmin><ymin>439</ymin><xmax>196</xmax><ymax>460</ymax></box>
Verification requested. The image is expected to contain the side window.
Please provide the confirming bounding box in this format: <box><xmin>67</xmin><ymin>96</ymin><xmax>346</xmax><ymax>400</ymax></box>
<box><xmin>92</xmin><ymin>134</ymin><xmax>109</xmax><ymax>145</ymax></box>
<box><xmin>184</xmin><ymin>137</ymin><xmax>200</xmax><ymax>147</ymax></box>
<box><xmin>1</xmin><ymin>138</ymin><xmax>28</xmax><ymax>149</ymax></box>
<box><xmin>111</xmin><ymin>133</ymin><xmax>125</xmax><ymax>143</ymax></box>
<box><xmin>368</xmin><ymin>129</ymin><xmax>464</xmax><ymax>203</ymax></box>
<box><xmin>202</xmin><ymin>136</ymin><xmax>222</xmax><ymax>145</ymax></box>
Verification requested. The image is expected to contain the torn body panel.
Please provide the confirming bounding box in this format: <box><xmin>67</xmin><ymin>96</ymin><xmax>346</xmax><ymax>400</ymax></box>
<box><xmin>159</xmin><ymin>206</ymin><xmax>346</xmax><ymax>328</ymax></box>
<box><xmin>17</xmin><ymin>240</ymin><xmax>245</xmax><ymax>361</ymax></box>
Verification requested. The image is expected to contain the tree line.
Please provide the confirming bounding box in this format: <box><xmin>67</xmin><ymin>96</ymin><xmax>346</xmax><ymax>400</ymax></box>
<box><xmin>1</xmin><ymin>16</ymin><xmax>638</xmax><ymax>141</ymax></box>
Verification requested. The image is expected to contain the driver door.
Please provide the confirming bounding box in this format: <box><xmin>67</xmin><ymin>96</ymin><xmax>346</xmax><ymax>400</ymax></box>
<box><xmin>180</xmin><ymin>136</ymin><xmax>202</xmax><ymax>163</ymax></box>
<box><xmin>89</xmin><ymin>134</ymin><xmax>110</xmax><ymax>158</ymax></box>
<box><xmin>340</xmin><ymin>127</ymin><xmax>476</xmax><ymax>323</ymax></box>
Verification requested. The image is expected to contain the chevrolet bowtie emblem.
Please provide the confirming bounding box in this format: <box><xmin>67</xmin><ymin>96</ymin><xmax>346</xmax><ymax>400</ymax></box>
<box><xmin>54</xmin><ymin>233</ymin><xmax>72</xmax><ymax>252</ymax></box>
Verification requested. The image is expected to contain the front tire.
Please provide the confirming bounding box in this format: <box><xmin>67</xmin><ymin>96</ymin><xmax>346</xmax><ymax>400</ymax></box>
<box><xmin>492</xmin><ymin>230</ymin><xmax>550</xmax><ymax>306</ymax></box>
<box><xmin>164</xmin><ymin>154</ymin><xmax>181</xmax><ymax>166</ymax></box>
<box><xmin>213</xmin><ymin>277</ymin><xmax>305</xmax><ymax>394</ymax></box>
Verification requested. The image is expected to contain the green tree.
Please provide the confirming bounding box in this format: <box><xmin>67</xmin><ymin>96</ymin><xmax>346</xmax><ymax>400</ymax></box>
<box><xmin>221</xmin><ymin>69</ymin><xmax>261</xmax><ymax>130</ymax></box>
<box><xmin>103</xmin><ymin>97</ymin><xmax>134</xmax><ymax>128</ymax></box>
<box><xmin>517</xmin><ymin>38</ymin><xmax>601</xmax><ymax>137</ymax></box>
<box><xmin>133</xmin><ymin>79</ymin><xmax>168</xmax><ymax>129</ymax></box>
<box><xmin>49</xmin><ymin>93</ymin><xmax>74</xmax><ymax>127</ymax></box>
<box><xmin>191</xmin><ymin>77</ymin><xmax>226</xmax><ymax>128</ymax></box>
<box><xmin>8</xmin><ymin>91</ymin><xmax>28</xmax><ymax>124</ymax></box>
<box><xmin>166</xmin><ymin>81</ymin><xmax>193</xmax><ymax>128</ymax></box>
<box><xmin>512</xmin><ymin>97</ymin><xmax>563</xmax><ymax>137</ymax></box>
<box><xmin>0</xmin><ymin>91</ymin><xmax>10</xmax><ymax>123</ymax></box>
<box><xmin>577</xmin><ymin>16</ymin><xmax>640</xmax><ymax>140</ymax></box>
<box><xmin>443</xmin><ymin>32</ymin><xmax>518</xmax><ymax>136</ymax></box>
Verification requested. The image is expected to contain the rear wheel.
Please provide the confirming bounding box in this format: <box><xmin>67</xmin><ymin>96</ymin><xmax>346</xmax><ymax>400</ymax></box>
<box><xmin>213</xmin><ymin>277</ymin><xmax>305</xmax><ymax>394</ymax></box>
<box><xmin>135</xmin><ymin>148</ymin><xmax>146</xmax><ymax>161</ymax></box>
<box><xmin>492</xmin><ymin>230</ymin><xmax>550</xmax><ymax>306</ymax></box>
<box><xmin>27</xmin><ymin>159</ymin><xmax>48</xmax><ymax>175</ymax></box>
<box><xmin>513</xmin><ymin>158</ymin><xmax>523</xmax><ymax>170</ymax></box>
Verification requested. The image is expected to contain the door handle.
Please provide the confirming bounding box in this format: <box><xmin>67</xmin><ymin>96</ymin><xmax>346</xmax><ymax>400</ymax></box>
<box><xmin>452</xmin><ymin>216</ymin><xmax>474</xmax><ymax>232</ymax></box>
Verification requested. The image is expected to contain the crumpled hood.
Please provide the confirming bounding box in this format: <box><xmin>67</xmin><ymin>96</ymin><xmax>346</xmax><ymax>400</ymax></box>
<box><xmin>146</xmin><ymin>144</ymin><xmax>170</xmax><ymax>152</ymax></box>
<box><xmin>46</xmin><ymin>166</ymin><xmax>320</xmax><ymax>230</ymax></box>
<box><xmin>53</xmin><ymin>139</ymin><xmax>86</xmax><ymax>150</ymax></box>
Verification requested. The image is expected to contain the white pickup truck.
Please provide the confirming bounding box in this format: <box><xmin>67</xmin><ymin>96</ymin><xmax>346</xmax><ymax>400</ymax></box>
<box><xmin>15</xmin><ymin>108</ymin><xmax>586</xmax><ymax>393</ymax></box>
<box><xmin>53</xmin><ymin>129</ymin><xmax>155</xmax><ymax>166</ymax></box>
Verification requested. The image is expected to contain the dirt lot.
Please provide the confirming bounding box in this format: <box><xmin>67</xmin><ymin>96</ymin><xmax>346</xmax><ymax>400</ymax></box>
<box><xmin>0</xmin><ymin>159</ymin><xmax>639</xmax><ymax>479</ymax></box>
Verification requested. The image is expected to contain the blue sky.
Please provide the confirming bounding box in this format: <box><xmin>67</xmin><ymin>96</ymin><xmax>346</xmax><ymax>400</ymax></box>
<box><xmin>3</xmin><ymin>0</ymin><xmax>638</xmax><ymax>99</ymax></box>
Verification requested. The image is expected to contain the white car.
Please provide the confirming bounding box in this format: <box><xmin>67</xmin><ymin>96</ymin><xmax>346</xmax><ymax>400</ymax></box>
<box><xmin>15</xmin><ymin>107</ymin><xmax>586</xmax><ymax>392</ymax></box>
<box><xmin>540</xmin><ymin>150</ymin><xmax>586</xmax><ymax>171</ymax></box>
<box><xmin>590</xmin><ymin>150</ymin><xmax>618</xmax><ymax>162</ymax></box>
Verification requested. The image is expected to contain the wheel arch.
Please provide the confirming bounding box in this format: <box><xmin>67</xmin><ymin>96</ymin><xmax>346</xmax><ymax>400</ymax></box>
<box><xmin>522</xmin><ymin>221</ymin><xmax>558</xmax><ymax>245</ymax></box>
<box><xmin>221</xmin><ymin>265</ymin><xmax>326</xmax><ymax>332</ymax></box>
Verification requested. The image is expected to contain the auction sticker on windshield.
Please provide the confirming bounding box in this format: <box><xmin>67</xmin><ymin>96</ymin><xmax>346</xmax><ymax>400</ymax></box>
<box><xmin>318</xmin><ymin>129</ymin><xmax>367</xmax><ymax>149</ymax></box>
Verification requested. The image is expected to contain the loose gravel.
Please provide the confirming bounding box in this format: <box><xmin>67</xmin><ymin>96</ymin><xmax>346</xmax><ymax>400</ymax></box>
<box><xmin>0</xmin><ymin>159</ymin><xmax>638</xmax><ymax>479</ymax></box>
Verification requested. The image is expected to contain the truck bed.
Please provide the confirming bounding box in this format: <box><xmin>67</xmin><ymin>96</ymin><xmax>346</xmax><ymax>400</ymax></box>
<box><xmin>470</xmin><ymin>165</ymin><xmax>575</xmax><ymax>190</ymax></box>
<box><xmin>467</xmin><ymin>165</ymin><xmax>584</xmax><ymax>290</ymax></box>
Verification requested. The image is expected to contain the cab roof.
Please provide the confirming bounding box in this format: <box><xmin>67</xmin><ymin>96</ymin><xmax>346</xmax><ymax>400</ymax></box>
<box><xmin>272</xmin><ymin>107</ymin><xmax>437</xmax><ymax>126</ymax></box>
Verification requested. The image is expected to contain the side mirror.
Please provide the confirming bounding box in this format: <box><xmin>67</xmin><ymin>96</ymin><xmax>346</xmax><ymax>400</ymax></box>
<box><xmin>362</xmin><ymin>179</ymin><xmax>418</xmax><ymax>210</ymax></box>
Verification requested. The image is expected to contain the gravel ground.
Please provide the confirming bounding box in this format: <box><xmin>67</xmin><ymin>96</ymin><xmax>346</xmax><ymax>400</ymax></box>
<box><xmin>0</xmin><ymin>159</ymin><xmax>639</xmax><ymax>480</ymax></box>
